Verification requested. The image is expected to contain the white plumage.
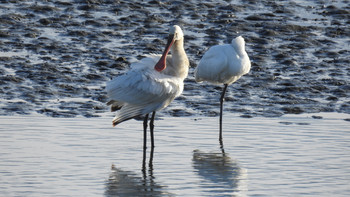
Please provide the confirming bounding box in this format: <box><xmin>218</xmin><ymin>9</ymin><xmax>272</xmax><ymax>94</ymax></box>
<box><xmin>106</xmin><ymin>54</ymin><xmax>184</xmax><ymax>125</ymax></box>
<box><xmin>195</xmin><ymin>36</ymin><xmax>251</xmax><ymax>85</ymax></box>
<box><xmin>106</xmin><ymin>25</ymin><xmax>189</xmax><ymax>137</ymax></box>
<box><xmin>194</xmin><ymin>36</ymin><xmax>251</xmax><ymax>141</ymax></box>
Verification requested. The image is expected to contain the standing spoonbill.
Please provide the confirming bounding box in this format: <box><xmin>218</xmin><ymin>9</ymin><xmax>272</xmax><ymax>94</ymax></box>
<box><xmin>194</xmin><ymin>36</ymin><xmax>251</xmax><ymax>141</ymax></box>
<box><xmin>106</xmin><ymin>25</ymin><xmax>189</xmax><ymax>149</ymax></box>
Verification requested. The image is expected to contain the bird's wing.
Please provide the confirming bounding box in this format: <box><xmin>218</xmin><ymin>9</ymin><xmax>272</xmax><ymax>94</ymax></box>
<box><xmin>106</xmin><ymin>67</ymin><xmax>181</xmax><ymax>107</ymax></box>
<box><xmin>111</xmin><ymin>102</ymin><xmax>160</xmax><ymax>126</ymax></box>
<box><xmin>195</xmin><ymin>45</ymin><xmax>229</xmax><ymax>84</ymax></box>
<box><xmin>106</xmin><ymin>68</ymin><xmax>182</xmax><ymax>126</ymax></box>
<box><xmin>130</xmin><ymin>54</ymin><xmax>161</xmax><ymax>70</ymax></box>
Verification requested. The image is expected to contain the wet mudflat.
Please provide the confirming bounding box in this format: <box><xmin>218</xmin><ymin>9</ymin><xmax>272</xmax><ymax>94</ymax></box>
<box><xmin>0</xmin><ymin>0</ymin><xmax>349</xmax><ymax>118</ymax></box>
<box><xmin>0</xmin><ymin>113</ymin><xmax>349</xmax><ymax>196</ymax></box>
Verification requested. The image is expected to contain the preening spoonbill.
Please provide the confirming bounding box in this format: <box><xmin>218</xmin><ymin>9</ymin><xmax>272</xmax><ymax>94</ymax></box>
<box><xmin>106</xmin><ymin>25</ymin><xmax>189</xmax><ymax>148</ymax></box>
<box><xmin>194</xmin><ymin>36</ymin><xmax>251</xmax><ymax>141</ymax></box>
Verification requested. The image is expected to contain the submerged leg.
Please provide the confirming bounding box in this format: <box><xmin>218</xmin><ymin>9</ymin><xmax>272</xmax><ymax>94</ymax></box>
<box><xmin>219</xmin><ymin>137</ymin><xmax>225</xmax><ymax>155</ymax></box>
<box><xmin>149</xmin><ymin>146</ymin><xmax>154</xmax><ymax>170</ymax></box>
<box><xmin>150</xmin><ymin>112</ymin><xmax>156</xmax><ymax>148</ymax></box>
<box><xmin>219</xmin><ymin>84</ymin><xmax>228</xmax><ymax>141</ymax></box>
<box><xmin>142</xmin><ymin>144</ymin><xmax>147</xmax><ymax>172</ymax></box>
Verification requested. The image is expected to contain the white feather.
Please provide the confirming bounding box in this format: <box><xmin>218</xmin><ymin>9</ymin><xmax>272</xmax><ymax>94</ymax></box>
<box><xmin>106</xmin><ymin>56</ymin><xmax>184</xmax><ymax>125</ymax></box>
<box><xmin>195</xmin><ymin>36</ymin><xmax>251</xmax><ymax>85</ymax></box>
<box><xmin>106</xmin><ymin>25</ymin><xmax>188</xmax><ymax>126</ymax></box>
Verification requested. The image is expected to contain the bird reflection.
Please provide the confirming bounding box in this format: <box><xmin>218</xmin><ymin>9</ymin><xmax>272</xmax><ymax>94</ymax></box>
<box><xmin>192</xmin><ymin>149</ymin><xmax>247</xmax><ymax>196</ymax></box>
<box><xmin>142</xmin><ymin>146</ymin><xmax>155</xmax><ymax>189</ymax></box>
<box><xmin>105</xmin><ymin>161</ymin><xmax>172</xmax><ymax>196</ymax></box>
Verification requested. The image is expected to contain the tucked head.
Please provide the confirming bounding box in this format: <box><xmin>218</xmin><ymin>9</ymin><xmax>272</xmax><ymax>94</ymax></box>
<box><xmin>232</xmin><ymin>36</ymin><xmax>245</xmax><ymax>46</ymax></box>
<box><xmin>231</xmin><ymin>36</ymin><xmax>246</xmax><ymax>54</ymax></box>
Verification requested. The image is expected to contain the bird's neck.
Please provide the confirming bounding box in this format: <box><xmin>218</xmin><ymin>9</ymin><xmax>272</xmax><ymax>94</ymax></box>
<box><xmin>166</xmin><ymin>38</ymin><xmax>189</xmax><ymax>79</ymax></box>
<box><xmin>231</xmin><ymin>41</ymin><xmax>246</xmax><ymax>57</ymax></box>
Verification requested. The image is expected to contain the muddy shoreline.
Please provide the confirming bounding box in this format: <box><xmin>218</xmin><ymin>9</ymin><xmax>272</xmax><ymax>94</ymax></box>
<box><xmin>0</xmin><ymin>0</ymin><xmax>349</xmax><ymax>119</ymax></box>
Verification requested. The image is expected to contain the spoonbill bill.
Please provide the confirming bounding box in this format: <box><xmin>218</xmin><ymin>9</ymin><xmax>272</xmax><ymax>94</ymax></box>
<box><xmin>106</xmin><ymin>25</ymin><xmax>189</xmax><ymax>148</ymax></box>
<box><xmin>194</xmin><ymin>36</ymin><xmax>251</xmax><ymax>141</ymax></box>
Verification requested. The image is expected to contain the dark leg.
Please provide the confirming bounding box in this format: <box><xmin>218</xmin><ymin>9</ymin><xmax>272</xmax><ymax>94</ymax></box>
<box><xmin>149</xmin><ymin>146</ymin><xmax>154</xmax><ymax>171</ymax></box>
<box><xmin>148</xmin><ymin>146</ymin><xmax>155</xmax><ymax>187</ymax></box>
<box><xmin>142</xmin><ymin>114</ymin><xmax>149</xmax><ymax>172</ymax></box>
<box><xmin>143</xmin><ymin>114</ymin><xmax>149</xmax><ymax>149</ymax></box>
<box><xmin>150</xmin><ymin>112</ymin><xmax>156</xmax><ymax>148</ymax></box>
<box><xmin>219</xmin><ymin>84</ymin><xmax>228</xmax><ymax>142</ymax></box>
<box><xmin>219</xmin><ymin>137</ymin><xmax>225</xmax><ymax>155</ymax></box>
<box><xmin>142</xmin><ymin>144</ymin><xmax>147</xmax><ymax>172</ymax></box>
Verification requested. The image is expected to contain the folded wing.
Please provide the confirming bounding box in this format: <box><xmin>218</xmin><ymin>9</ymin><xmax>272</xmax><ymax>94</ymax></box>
<box><xmin>106</xmin><ymin>59</ymin><xmax>182</xmax><ymax>125</ymax></box>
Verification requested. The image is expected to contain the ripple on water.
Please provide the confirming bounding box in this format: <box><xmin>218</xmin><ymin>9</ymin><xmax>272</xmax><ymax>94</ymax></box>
<box><xmin>0</xmin><ymin>113</ymin><xmax>349</xmax><ymax>196</ymax></box>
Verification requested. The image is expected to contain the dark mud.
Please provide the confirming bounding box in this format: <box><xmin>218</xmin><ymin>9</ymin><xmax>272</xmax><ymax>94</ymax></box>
<box><xmin>0</xmin><ymin>0</ymin><xmax>349</xmax><ymax>119</ymax></box>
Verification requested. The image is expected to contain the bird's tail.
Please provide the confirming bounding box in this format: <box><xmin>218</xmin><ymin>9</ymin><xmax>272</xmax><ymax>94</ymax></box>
<box><xmin>111</xmin><ymin>104</ymin><xmax>144</xmax><ymax>127</ymax></box>
<box><xmin>107</xmin><ymin>100</ymin><xmax>123</xmax><ymax>112</ymax></box>
<box><xmin>113</xmin><ymin>117</ymin><xmax>133</xmax><ymax>127</ymax></box>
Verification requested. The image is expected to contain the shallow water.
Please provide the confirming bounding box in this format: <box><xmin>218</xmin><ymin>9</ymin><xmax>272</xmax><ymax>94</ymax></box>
<box><xmin>1</xmin><ymin>113</ymin><xmax>349</xmax><ymax>196</ymax></box>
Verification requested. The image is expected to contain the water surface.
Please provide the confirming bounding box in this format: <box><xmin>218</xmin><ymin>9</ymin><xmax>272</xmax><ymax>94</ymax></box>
<box><xmin>1</xmin><ymin>113</ymin><xmax>349</xmax><ymax>196</ymax></box>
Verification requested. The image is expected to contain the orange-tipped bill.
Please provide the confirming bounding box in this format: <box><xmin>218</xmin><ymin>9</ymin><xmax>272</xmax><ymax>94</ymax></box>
<box><xmin>154</xmin><ymin>34</ymin><xmax>175</xmax><ymax>72</ymax></box>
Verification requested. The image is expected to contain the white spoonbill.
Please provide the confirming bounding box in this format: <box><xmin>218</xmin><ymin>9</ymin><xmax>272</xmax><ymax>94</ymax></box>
<box><xmin>106</xmin><ymin>25</ymin><xmax>189</xmax><ymax>148</ymax></box>
<box><xmin>194</xmin><ymin>36</ymin><xmax>251</xmax><ymax>141</ymax></box>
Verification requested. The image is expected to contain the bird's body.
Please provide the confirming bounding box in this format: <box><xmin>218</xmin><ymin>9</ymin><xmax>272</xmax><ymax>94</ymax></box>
<box><xmin>195</xmin><ymin>36</ymin><xmax>250</xmax><ymax>85</ymax></box>
<box><xmin>194</xmin><ymin>36</ymin><xmax>251</xmax><ymax>141</ymax></box>
<box><xmin>106</xmin><ymin>25</ymin><xmax>189</xmax><ymax>148</ymax></box>
<box><xmin>106</xmin><ymin>54</ymin><xmax>187</xmax><ymax>125</ymax></box>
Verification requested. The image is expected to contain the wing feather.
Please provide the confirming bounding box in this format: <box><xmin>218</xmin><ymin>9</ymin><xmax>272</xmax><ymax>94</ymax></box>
<box><xmin>106</xmin><ymin>56</ymin><xmax>183</xmax><ymax>126</ymax></box>
<box><xmin>107</xmin><ymin>100</ymin><xmax>124</xmax><ymax>112</ymax></box>
<box><xmin>195</xmin><ymin>45</ymin><xmax>229</xmax><ymax>84</ymax></box>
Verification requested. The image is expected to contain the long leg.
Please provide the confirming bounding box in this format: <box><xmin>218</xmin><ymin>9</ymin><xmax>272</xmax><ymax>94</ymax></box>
<box><xmin>148</xmin><ymin>145</ymin><xmax>155</xmax><ymax>186</ymax></box>
<box><xmin>149</xmin><ymin>146</ymin><xmax>154</xmax><ymax>170</ymax></box>
<box><xmin>142</xmin><ymin>144</ymin><xmax>147</xmax><ymax>172</ymax></box>
<box><xmin>219</xmin><ymin>137</ymin><xmax>225</xmax><ymax>155</ymax></box>
<box><xmin>219</xmin><ymin>84</ymin><xmax>228</xmax><ymax>141</ymax></box>
<box><xmin>143</xmin><ymin>114</ymin><xmax>149</xmax><ymax>149</ymax></box>
<box><xmin>142</xmin><ymin>114</ymin><xmax>149</xmax><ymax>172</ymax></box>
<box><xmin>150</xmin><ymin>111</ymin><xmax>156</xmax><ymax>148</ymax></box>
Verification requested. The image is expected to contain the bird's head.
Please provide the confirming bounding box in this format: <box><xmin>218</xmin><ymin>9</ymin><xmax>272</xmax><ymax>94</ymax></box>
<box><xmin>232</xmin><ymin>36</ymin><xmax>245</xmax><ymax>46</ymax></box>
<box><xmin>231</xmin><ymin>36</ymin><xmax>246</xmax><ymax>55</ymax></box>
<box><xmin>169</xmin><ymin>25</ymin><xmax>184</xmax><ymax>41</ymax></box>
<box><xmin>154</xmin><ymin>25</ymin><xmax>184</xmax><ymax>72</ymax></box>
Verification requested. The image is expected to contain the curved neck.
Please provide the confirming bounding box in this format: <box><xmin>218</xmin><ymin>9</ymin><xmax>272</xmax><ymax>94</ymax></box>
<box><xmin>171</xmin><ymin>38</ymin><xmax>185</xmax><ymax>58</ymax></box>
<box><xmin>165</xmin><ymin>38</ymin><xmax>189</xmax><ymax>79</ymax></box>
<box><xmin>231</xmin><ymin>39</ymin><xmax>245</xmax><ymax>57</ymax></box>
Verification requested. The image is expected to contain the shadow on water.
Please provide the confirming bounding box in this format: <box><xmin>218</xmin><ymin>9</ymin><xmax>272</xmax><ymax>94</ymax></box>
<box><xmin>105</xmin><ymin>147</ymin><xmax>173</xmax><ymax>197</ymax></box>
<box><xmin>192</xmin><ymin>147</ymin><xmax>247</xmax><ymax>196</ymax></box>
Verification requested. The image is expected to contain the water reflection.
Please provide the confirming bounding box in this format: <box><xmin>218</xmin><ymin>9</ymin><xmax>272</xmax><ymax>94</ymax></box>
<box><xmin>142</xmin><ymin>146</ymin><xmax>154</xmax><ymax>173</ymax></box>
<box><xmin>105</xmin><ymin>163</ymin><xmax>172</xmax><ymax>196</ymax></box>
<box><xmin>192</xmin><ymin>149</ymin><xmax>247</xmax><ymax>196</ymax></box>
